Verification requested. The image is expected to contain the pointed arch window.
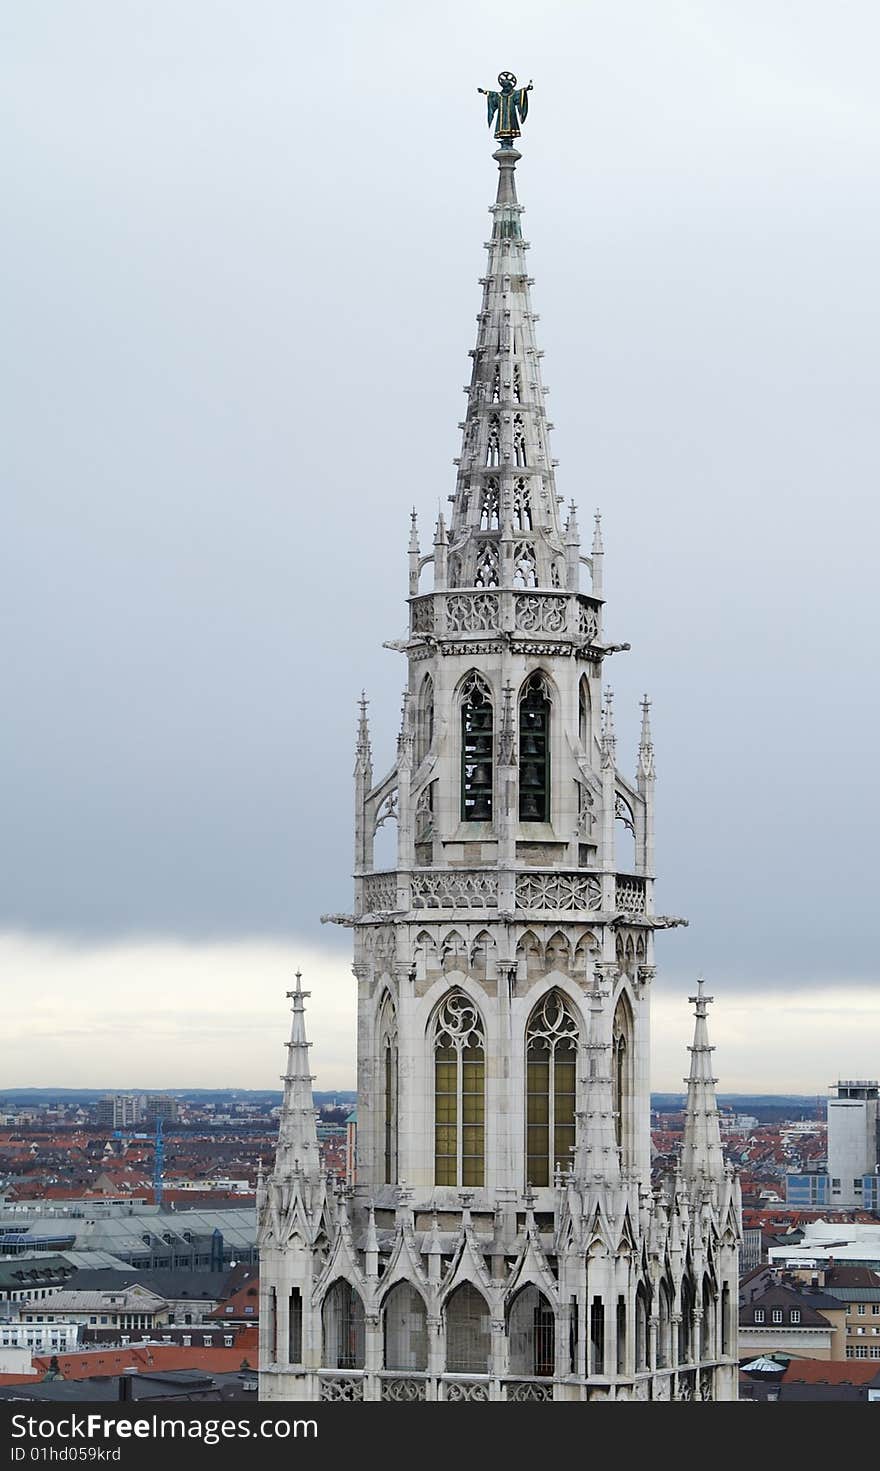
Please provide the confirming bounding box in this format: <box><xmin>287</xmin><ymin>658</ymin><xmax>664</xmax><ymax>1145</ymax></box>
<box><xmin>461</xmin><ymin>674</ymin><xmax>493</xmax><ymax>821</ymax></box>
<box><xmin>491</xmin><ymin>365</ymin><xmax>501</xmax><ymax>403</ymax></box>
<box><xmin>578</xmin><ymin>675</ymin><xmax>592</xmax><ymax>752</ymax></box>
<box><xmin>474</xmin><ymin>541</ymin><xmax>499</xmax><ymax>588</ymax></box>
<box><xmin>486</xmin><ymin>415</ymin><xmax>500</xmax><ymax>467</ymax></box>
<box><xmin>322</xmin><ymin>1281</ymin><xmax>365</xmax><ymax>1370</ymax></box>
<box><xmin>519</xmin><ymin>672</ymin><xmax>550</xmax><ymax>822</ymax></box>
<box><xmin>480</xmin><ymin>479</ymin><xmax>500</xmax><ymax>530</ymax></box>
<box><xmin>379</xmin><ymin>995</ymin><xmax>398</xmax><ymax>1185</ymax></box>
<box><xmin>612</xmin><ymin>994</ymin><xmax>633</xmax><ymax>1164</ymax></box>
<box><xmin>434</xmin><ymin>992</ymin><xmax>485</xmax><ymax>1187</ymax></box>
<box><xmin>513</xmin><ymin>365</ymin><xmax>522</xmax><ymax>403</ymax></box>
<box><xmin>513</xmin><ymin>414</ymin><xmax>527</xmax><ymax>467</ymax></box>
<box><xmin>415</xmin><ymin>674</ymin><xmax>434</xmax><ymax>768</ymax></box>
<box><xmin>526</xmin><ymin>991</ymin><xmax>579</xmax><ymax>1187</ymax></box>
<box><xmin>513</xmin><ymin>541</ymin><xmax>538</xmax><ymax>588</ymax></box>
<box><xmin>513</xmin><ymin>479</ymin><xmax>532</xmax><ymax>531</ymax></box>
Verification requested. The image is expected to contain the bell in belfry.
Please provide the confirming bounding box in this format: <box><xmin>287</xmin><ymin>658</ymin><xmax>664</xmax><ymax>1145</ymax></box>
<box><xmin>520</xmin><ymin>791</ymin><xmax>541</xmax><ymax>820</ymax></box>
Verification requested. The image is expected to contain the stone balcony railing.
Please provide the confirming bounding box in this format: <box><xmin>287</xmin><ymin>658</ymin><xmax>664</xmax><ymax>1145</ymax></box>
<box><xmin>316</xmin><ymin>1372</ymin><xmax>580</xmax><ymax>1401</ymax></box>
<box><xmin>409</xmin><ymin>590</ymin><xmax>600</xmax><ymax>644</ymax></box>
<box><xmin>360</xmin><ymin>869</ymin><xmax>647</xmax><ymax>918</ymax></box>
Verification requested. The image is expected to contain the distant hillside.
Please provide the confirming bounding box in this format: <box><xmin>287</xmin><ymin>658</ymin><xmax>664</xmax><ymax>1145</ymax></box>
<box><xmin>0</xmin><ymin>1088</ymin><xmax>355</xmax><ymax>1107</ymax></box>
<box><xmin>2</xmin><ymin>1086</ymin><xmax>818</xmax><ymax>1120</ymax></box>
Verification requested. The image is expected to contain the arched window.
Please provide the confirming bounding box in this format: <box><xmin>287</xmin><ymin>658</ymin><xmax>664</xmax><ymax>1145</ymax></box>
<box><xmin>635</xmin><ymin>1284</ymin><xmax>650</xmax><ymax>1371</ymax></box>
<box><xmin>461</xmin><ymin>674</ymin><xmax>493</xmax><ymax>822</ymax></box>
<box><xmin>415</xmin><ymin>675</ymin><xmax>434</xmax><ymax>768</ymax></box>
<box><xmin>680</xmin><ymin>1277</ymin><xmax>694</xmax><ymax>1363</ymax></box>
<box><xmin>513</xmin><ymin>479</ymin><xmax>532</xmax><ymax>531</ymax></box>
<box><xmin>322</xmin><ymin>1280</ymin><xmax>365</xmax><ymax>1370</ymax></box>
<box><xmin>486</xmin><ymin>415</ymin><xmax>500</xmax><ymax>467</ymax></box>
<box><xmin>383</xmin><ymin>1282</ymin><xmax>428</xmax><ymax>1371</ymax></box>
<box><xmin>508</xmin><ymin>1286</ymin><xmax>555</xmax><ymax>1377</ymax></box>
<box><xmin>700</xmin><ymin>1276</ymin><xmax>715</xmax><ymax>1362</ymax></box>
<box><xmin>513</xmin><ymin>413</ymin><xmax>527</xmax><ymax>467</ymax></box>
<box><xmin>379</xmin><ymin>995</ymin><xmax>398</xmax><ymax>1185</ymax></box>
<box><xmin>474</xmin><ymin>541</ymin><xmax>500</xmax><ymax>588</ymax></box>
<box><xmin>525</xmin><ymin>990</ymin><xmax>578</xmax><ymax>1187</ymax></box>
<box><xmin>288</xmin><ymin>1288</ymin><xmax>302</xmax><ymax>1364</ymax></box>
<box><xmin>612</xmin><ymin>993</ymin><xmax>634</xmax><ymax>1166</ymax></box>
<box><xmin>658</xmin><ymin>1279</ymin><xmax>673</xmax><ymax>1369</ymax></box>
<box><xmin>434</xmin><ymin>992</ymin><xmax>485</xmax><ymax>1187</ymax></box>
<box><xmin>480</xmin><ymin>480</ymin><xmax>499</xmax><ymax>530</ymax></box>
<box><xmin>513</xmin><ymin>541</ymin><xmax>538</xmax><ymax>588</ymax></box>
<box><xmin>578</xmin><ymin>676</ymin><xmax>592</xmax><ymax>752</ymax></box>
<box><xmin>519</xmin><ymin>673</ymin><xmax>550</xmax><ymax>822</ymax></box>
<box><xmin>415</xmin><ymin>781</ymin><xmax>435</xmax><ymax>864</ymax></box>
<box><xmin>445</xmin><ymin>1283</ymin><xmax>491</xmax><ymax>1373</ymax></box>
<box><xmin>721</xmin><ymin>1282</ymin><xmax>732</xmax><ymax>1356</ymax></box>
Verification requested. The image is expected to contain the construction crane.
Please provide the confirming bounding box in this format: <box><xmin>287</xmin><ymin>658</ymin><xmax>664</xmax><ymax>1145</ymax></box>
<box><xmin>111</xmin><ymin>1118</ymin><xmax>165</xmax><ymax>1204</ymax></box>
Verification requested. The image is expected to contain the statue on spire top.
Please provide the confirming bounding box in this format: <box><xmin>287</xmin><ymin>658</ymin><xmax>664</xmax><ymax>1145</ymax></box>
<box><xmin>478</xmin><ymin>71</ymin><xmax>533</xmax><ymax>147</ymax></box>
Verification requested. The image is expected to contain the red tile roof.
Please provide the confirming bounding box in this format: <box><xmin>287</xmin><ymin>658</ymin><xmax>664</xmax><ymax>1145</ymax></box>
<box><xmin>32</xmin><ymin>1332</ymin><xmax>259</xmax><ymax>1381</ymax></box>
<box><xmin>784</xmin><ymin>1360</ymin><xmax>880</xmax><ymax>1385</ymax></box>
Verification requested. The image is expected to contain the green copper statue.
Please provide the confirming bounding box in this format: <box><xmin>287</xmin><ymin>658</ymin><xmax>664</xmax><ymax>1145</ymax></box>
<box><xmin>478</xmin><ymin>71</ymin><xmax>533</xmax><ymax>148</ymax></box>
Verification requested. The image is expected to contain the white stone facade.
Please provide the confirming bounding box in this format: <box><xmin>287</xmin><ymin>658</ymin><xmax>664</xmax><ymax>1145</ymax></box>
<box><xmin>259</xmin><ymin>140</ymin><xmax>741</xmax><ymax>1404</ymax></box>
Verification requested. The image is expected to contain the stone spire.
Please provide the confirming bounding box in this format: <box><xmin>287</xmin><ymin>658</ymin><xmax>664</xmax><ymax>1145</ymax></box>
<box><xmin>274</xmin><ymin>972</ymin><xmax>320</xmax><ymax>1182</ymax></box>
<box><xmin>601</xmin><ymin>686</ymin><xmax>616</xmax><ymax>767</ymax></box>
<box><xmin>446</xmin><ymin>146</ymin><xmax>565</xmax><ymax>592</ymax></box>
<box><xmin>680</xmin><ymin>978</ymin><xmax>725</xmax><ymax>1182</ymax></box>
<box><xmin>638</xmin><ymin>695</ymin><xmax>655</xmax><ymax>782</ymax></box>
<box><xmin>354</xmin><ymin>691</ymin><xmax>372</xmax><ymax>779</ymax></box>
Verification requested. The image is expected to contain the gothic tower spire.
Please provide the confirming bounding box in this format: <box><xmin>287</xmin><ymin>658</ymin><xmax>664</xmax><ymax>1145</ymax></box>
<box><xmin>447</xmin><ymin>145</ymin><xmax>566</xmax><ymax>594</ymax></box>
<box><xmin>260</xmin><ymin>77</ymin><xmax>741</xmax><ymax>1405</ymax></box>
<box><xmin>680</xmin><ymin>978</ymin><xmax>725</xmax><ymax>1183</ymax></box>
<box><xmin>274</xmin><ymin>971</ymin><xmax>320</xmax><ymax>1182</ymax></box>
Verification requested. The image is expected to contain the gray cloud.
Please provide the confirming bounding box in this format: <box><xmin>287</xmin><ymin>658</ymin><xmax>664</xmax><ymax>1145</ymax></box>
<box><xmin>3</xmin><ymin>3</ymin><xmax>879</xmax><ymax>1024</ymax></box>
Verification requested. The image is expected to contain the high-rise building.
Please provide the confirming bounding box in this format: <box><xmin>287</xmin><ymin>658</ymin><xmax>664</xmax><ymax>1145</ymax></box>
<box><xmin>828</xmin><ymin>1081</ymin><xmax>879</xmax><ymax>1209</ymax></box>
<box><xmin>258</xmin><ymin>87</ymin><xmax>741</xmax><ymax>1403</ymax></box>
<box><xmin>96</xmin><ymin>1095</ymin><xmax>140</xmax><ymax>1130</ymax></box>
<box><xmin>141</xmin><ymin>1095</ymin><xmax>179</xmax><ymax>1126</ymax></box>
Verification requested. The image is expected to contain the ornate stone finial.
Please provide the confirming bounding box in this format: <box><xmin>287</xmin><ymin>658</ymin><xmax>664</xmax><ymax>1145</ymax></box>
<box><xmin>478</xmin><ymin>72</ymin><xmax>533</xmax><ymax>148</ymax></box>
<box><xmin>355</xmin><ymin>691</ymin><xmax>372</xmax><ymax>777</ymax></box>
<box><xmin>638</xmin><ymin>693</ymin><xmax>656</xmax><ymax>780</ymax></box>
<box><xmin>601</xmin><ymin>686</ymin><xmax>616</xmax><ymax>767</ymax></box>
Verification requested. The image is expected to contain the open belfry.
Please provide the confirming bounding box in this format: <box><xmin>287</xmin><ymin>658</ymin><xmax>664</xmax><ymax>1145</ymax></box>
<box><xmin>258</xmin><ymin>75</ymin><xmax>742</xmax><ymax>1403</ymax></box>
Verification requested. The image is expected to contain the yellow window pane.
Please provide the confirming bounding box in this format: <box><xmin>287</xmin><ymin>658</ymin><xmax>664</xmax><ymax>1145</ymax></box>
<box><xmin>526</xmin><ymin>1157</ymin><xmax>549</xmax><ymax>1188</ymax></box>
<box><xmin>461</xmin><ymin>1125</ymin><xmax>484</xmax><ymax>1155</ymax></box>
<box><xmin>462</xmin><ymin>1157</ymin><xmax>484</xmax><ymax>1187</ymax></box>
<box><xmin>435</xmin><ymin>1157</ymin><xmax>456</xmax><ymax>1186</ymax></box>
<box><xmin>527</xmin><ymin>1063</ymin><xmax>550</xmax><ymax>1090</ymax></box>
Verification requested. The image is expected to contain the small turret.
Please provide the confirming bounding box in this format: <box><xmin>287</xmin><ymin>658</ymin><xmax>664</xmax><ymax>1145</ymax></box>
<box><xmin>408</xmin><ymin>509</ymin><xmax>421</xmax><ymax>596</ymax></box>
<box><xmin>591</xmin><ymin>509</ymin><xmax>604</xmax><ymax>598</ymax></box>
<box><xmin>274</xmin><ymin>973</ymin><xmax>320</xmax><ymax>1184</ymax></box>
<box><xmin>565</xmin><ymin>500</ymin><xmax>580</xmax><ymax>591</ymax></box>
<box><xmin>680</xmin><ymin>978</ymin><xmax>726</xmax><ymax>1185</ymax></box>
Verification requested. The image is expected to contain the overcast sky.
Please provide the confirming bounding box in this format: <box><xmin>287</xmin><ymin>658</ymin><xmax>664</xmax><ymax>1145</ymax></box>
<box><xmin>3</xmin><ymin>2</ymin><xmax>879</xmax><ymax>1092</ymax></box>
